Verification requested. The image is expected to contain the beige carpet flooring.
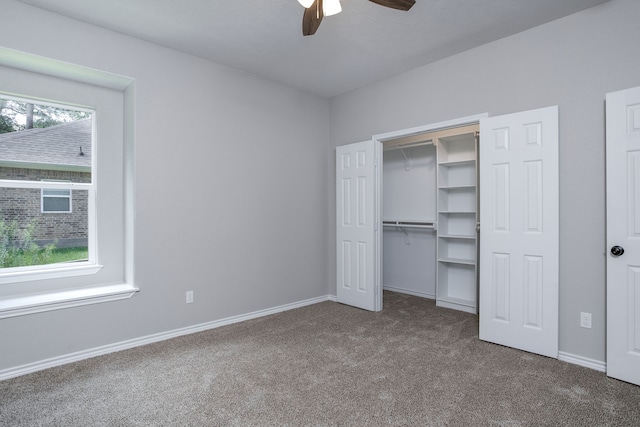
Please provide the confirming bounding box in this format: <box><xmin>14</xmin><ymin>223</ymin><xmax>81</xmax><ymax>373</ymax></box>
<box><xmin>1</xmin><ymin>291</ymin><xmax>639</xmax><ymax>426</ymax></box>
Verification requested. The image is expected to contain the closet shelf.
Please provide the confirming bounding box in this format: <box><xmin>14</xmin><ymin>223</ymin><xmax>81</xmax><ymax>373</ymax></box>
<box><xmin>437</xmin><ymin>159</ymin><xmax>475</xmax><ymax>167</ymax></box>
<box><xmin>438</xmin><ymin>257</ymin><xmax>476</xmax><ymax>265</ymax></box>
<box><xmin>436</xmin><ymin>127</ymin><xmax>479</xmax><ymax>315</ymax></box>
<box><xmin>383</xmin><ymin>220</ymin><xmax>435</xmax><ymax>230</ymax></box>
<box><xmin>438</xmin><ymin>234</ymin><xmax>476</xmax><ymax>240</ymax></box>
<box><xmin>438</xmin><ymin>210</ymin><xmax>476</xmax><ymax>214</ymax></box>
<box><xmin>437</xmin><ymin>185</ymin><xmax>476</xmax><ymax>190</ymax></box>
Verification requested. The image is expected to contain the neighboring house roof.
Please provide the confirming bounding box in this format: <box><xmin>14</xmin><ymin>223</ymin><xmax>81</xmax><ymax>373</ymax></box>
<box><xmin>0</xmin><ymin>118</ymin><xmax>91</xmax><ymax>172</ymax></box>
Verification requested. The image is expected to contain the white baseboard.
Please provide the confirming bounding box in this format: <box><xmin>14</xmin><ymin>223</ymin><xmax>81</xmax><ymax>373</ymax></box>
<box><xmin>0</xmin><ymin>294</ymin><xmax>335</xmax><ymax>381</ymax></box>
<box><xmin>558</xmin><ymin>351</ymin><xmax>606</xmax><ymax>372</ymax></box>
<box><xmin>383</xmin><ymin>285</ymin><xmax>435</xmax><ymax>300</ymax></box>
<box><xmin>2</xmin><ymin>295</ymin><xmax>610</xmax><ymax>381</ymax></box>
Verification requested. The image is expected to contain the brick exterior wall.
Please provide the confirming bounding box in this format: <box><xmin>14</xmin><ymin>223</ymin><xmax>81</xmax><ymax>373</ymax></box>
<box><xmin>0</xmin><ymin>167</ymin><xmax>90</xmax><ymax>248</ymax></box>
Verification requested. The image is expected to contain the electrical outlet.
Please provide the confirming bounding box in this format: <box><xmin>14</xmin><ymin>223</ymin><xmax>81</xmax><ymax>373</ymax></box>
<box><xmin>186</xmin><ymin>291</ymin><xmax>194</xmax><ymax>304</ymax></box>
<box><xmin>580</xmin><ymin>312</ymin><xmax>592</xmax><ymax>329</ymax></box>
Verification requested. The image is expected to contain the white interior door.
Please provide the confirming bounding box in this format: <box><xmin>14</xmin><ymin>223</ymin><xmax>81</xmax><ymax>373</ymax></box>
<box><xmin>336</xmin><ymin>140</ymin><xmax>381</xmax><ymax>311</ymax></box>
<box><xmin>606</xmin><ymin>86</ymin><xmax>640</xmax><ymax>386</ymax></box>
<box><xmin>479</xmin><ymin>106</ymin><xmax>559</xmax><ymax>358</ymax></box>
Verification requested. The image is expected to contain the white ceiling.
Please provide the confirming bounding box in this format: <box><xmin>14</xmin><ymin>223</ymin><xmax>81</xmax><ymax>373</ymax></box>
<box><xmin>17</xmin><ymin>0</ymin><xmax>608</xmax><ymax>98</ymax></box>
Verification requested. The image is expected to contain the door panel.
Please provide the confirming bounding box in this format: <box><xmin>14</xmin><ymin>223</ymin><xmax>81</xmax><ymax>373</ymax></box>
<box><xmin>336</xmin><ymin>140</ymin><xmax>381</xmax><ymax>311</ymax></box>
<box><xmin>479</xmin><ymin>106</ymin><xmax>559</xmax><ymax>358</ymax></box>
<box><xmin>606</xmin><ymin>86</ymin><xmax>640</xmax><ymax>386</ymax></box>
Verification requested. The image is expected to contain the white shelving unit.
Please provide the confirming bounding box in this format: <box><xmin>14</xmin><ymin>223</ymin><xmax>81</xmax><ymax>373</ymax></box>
<box><xmin>436</xmin><ymin>131</ymin><xmax>478</xmax><ymax>314</ymax></box>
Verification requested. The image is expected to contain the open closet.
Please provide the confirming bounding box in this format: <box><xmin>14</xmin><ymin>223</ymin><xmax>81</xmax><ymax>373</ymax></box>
<box><xmin>382</xmin><ymin>124</ymin><xmax>479</xmax><ymax>314</ymax></box>
<box><xmin>337</xmin><ymin>106</ymin><xmax>558</xmax><ymax>358</ymax></box>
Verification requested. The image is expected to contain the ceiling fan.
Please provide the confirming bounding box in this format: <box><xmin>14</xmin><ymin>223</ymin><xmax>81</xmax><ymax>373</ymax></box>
<box><xmin>298</xmin><ymin>0</ymin><xmax>416</xmax><ymax>36</ymax></box>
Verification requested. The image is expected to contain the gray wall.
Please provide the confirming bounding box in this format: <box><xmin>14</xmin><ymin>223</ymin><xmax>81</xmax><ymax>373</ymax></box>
<box><xmin>0</xmin><ymin>0</ymin><xmax>330</xmax><ymax>370</ymax></box>
<box><xmin>2</xmin><ymin>0</ymin><xmax>638</xmax><ymax>372</ymax></box>
<box><xmin>329</xmin><ymin>0</ymin><xmax>640</xmax><ymax>362</ymax></box>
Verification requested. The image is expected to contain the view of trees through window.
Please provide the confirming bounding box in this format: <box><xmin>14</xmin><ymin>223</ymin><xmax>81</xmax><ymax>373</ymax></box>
<box><xmin>0</xmin><ymin>96</ymin><xmax>93</xmax><ymax>269</ymax></box>
<box><xmin>0</xmin><ymin>98</ymin><xmax>91</xmax><ymax>134</ymax></box>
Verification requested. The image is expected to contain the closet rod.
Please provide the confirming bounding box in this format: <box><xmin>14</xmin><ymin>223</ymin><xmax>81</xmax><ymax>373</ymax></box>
<box><xmin>383</xmin><ymin>140</ymin><xmax>433</xmax><ymax>151</ymax></box>
<box><xmin>382</xmin><ymin>220</ymin><xmax>435</xmax><ymax>229</ymax></box>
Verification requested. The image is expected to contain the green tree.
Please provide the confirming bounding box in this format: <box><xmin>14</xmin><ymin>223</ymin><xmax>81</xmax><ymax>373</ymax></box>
<box><xmin>0</xmin><ymin>99</ymin><xmax>19</xmax><ymax>134</ymax></box>
<box><xmin>0</xmin><ymin>97</ymin><xmax>90</xmax><ymax>134</ymax></box>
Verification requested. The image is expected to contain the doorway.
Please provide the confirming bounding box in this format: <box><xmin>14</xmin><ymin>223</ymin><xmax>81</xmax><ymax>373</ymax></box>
<box><xmin>336</xmin><ymin>107</ymin><xmax>560</xmax><ymax>360</ymax></box>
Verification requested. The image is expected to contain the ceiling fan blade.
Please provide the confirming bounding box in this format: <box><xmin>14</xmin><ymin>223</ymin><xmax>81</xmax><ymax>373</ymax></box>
<box><xmin>368</xmin><ymin>0</ymin><xmax>415</xmax><ymax>11</ymax></box>
<box><xmin>302</xmin><ymin>0</ymin><xmax>324</xmax><ymax>36</ymax></box>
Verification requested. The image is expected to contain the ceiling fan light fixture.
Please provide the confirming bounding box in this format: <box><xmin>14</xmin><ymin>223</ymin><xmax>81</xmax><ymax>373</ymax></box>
<box><xmin>298</xmin><ymin>0</ymin><xmax>315</xmax><ymax>8</ymax></box>
<box><xmin>302</xmin><ymin>0</ymin><xmax>412</xmax><ymax>36</ymax></box>
<box><xmin>323</xmin><ymin>0</ymin><xmax>342</xmax><ymax>17</ymax></box>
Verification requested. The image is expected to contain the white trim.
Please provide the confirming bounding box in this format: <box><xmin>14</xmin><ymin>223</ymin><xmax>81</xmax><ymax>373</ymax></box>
<box><xmin>373</xmin><ymin>113</ymin><xmax>488</xmax><ymax>143</ymax></box>
<box><xmin>558</xmin><ymin>351</ymin><xmax>606</xmax><ymax>372</ymax></box>
<box><xmin>369</xmin><ymin>114</ymin><xmax>487</xmax><ymax>313</ymax></box>
<box><xmin>0</xmin><ymin>46</ymin><xmax>133</xmax><ymax>91</ymax></box>
<box><xmin>0</xmin><ymin>280</ymin><xmax>133</xmax><ymax>318</ymax></box>
<box><xmin>0</xmin><ymin>262</ymin><xmax>102</xmax><ymax>286</ymax></box>
<box><xmin>0</xmin><ymin>55</ymin><xmax>122</xmax><ymax>287</ymax></box>
<box><xmin>0</xmin><ymin>294</ymin><xmax>334</xmax><ymax>380</ymax></box>
<box><xmin>123</xmin><ymin>84</ymin><xmax>135</xmax><ymax>287</ymax></box>
<box><xmin>383</xmin><ymin>285</ymin><xmax>435</xmax><ymax>300</ymax></box>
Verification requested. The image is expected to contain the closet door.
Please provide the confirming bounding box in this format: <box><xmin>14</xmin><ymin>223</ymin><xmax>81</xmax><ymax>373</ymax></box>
<box><xmin>479</xmin><ymin>106</ymin><xmax>559</xmax><ymax>358</ymax></box>
<box><xmin>336</xmin><ymin>140</ymin><xmax>381</xmax><ymax>311</ymax></box>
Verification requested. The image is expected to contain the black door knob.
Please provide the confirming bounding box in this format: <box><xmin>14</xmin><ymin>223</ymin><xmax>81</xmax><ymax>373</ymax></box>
<box><xmin>611</xmin><ymin>246</ymin><xmax>625</xmax><ymax>256</ymax></box>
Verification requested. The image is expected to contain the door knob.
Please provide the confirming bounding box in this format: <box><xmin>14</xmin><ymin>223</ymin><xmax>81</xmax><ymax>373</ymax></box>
<box><xmin>611</xmin><ymin>246</ymin><xmax>625</xmax><ymax>256</ymax></box>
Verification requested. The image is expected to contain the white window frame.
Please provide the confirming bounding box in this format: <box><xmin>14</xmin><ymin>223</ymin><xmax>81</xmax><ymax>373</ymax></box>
<box><xmin>41</xmin><ymin>180</ymin><xmax>73</xmax><ymax>213</ymax></box>
<box><xmin>0</xmin><ymin>47</ymin><xmax>138</xmax><ymax>318</ymax></box>
<box><xmin>0</xmin><ymin>95</ymin><xmax>97</xmax><ymax>281</ymax></box>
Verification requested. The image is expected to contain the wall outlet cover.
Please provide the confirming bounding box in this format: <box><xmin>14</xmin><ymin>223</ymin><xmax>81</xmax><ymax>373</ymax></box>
<box><xmin>580</xmin><ymin>312</ymin><xmax>592</xmax><ymax>329</ymax></box>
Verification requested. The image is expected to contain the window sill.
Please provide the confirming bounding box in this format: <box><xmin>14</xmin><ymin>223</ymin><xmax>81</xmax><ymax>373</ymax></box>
<box><xmin>0</xmin><ymin>263</ymin><xmax>103</xmax><ymax>285</ymax></box>
<box><xmin>0</xmin><ymin>283</ymin><xmax>139</xmax><ymax>319</ymax></box>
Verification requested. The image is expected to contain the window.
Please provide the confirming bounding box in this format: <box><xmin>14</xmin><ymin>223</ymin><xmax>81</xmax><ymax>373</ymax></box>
<box><xmin>42</xmin><ymin>182</ymin><xmax>72</xmax><ymax>213</ymax></box>
<box><xmin>0</xmin><ymin>50</ymin><xmax>137</xmax><ymax>318</ymax></box>
<box><xmin>0</xmin><ymin>96</ymin><xmax>92</xmax><ymax>269</ymax></box>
